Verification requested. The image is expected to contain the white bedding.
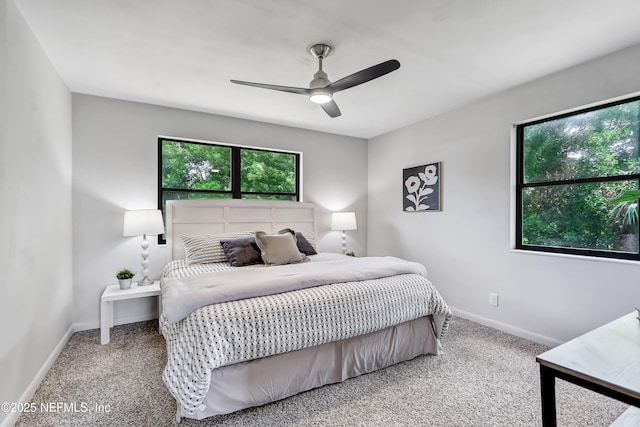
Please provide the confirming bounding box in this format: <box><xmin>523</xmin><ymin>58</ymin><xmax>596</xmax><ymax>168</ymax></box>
<box><xmin>162</xmin><ymin>254</ymin><xmax>429</xmax><ymax>324</ymax></box>
<box><xmin>160</xmin><ymin>253</ymin><xmax>452</xmax><ymax>417</ymax></box>
<box><xmin>162</xmin><ymin>252</ymin><xmax>343</xmax><ymax>278</ymax></box>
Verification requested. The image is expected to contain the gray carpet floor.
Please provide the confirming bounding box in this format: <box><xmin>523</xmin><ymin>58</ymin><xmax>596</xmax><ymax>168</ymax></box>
<box><xmin>16</xmin><ymin>316</ymin><xmax>627</xmax><ymax>426</ymax></box>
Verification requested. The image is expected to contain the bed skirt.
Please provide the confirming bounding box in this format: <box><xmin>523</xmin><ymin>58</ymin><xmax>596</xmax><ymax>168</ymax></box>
<box><xmin>177</xmin><ymin>315</ymin><xmax>441</xmax><ymax>421</ymax></box>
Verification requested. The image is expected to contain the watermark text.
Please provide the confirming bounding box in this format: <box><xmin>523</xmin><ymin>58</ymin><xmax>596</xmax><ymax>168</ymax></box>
<box><xmin>1</xmin><ymin>401</ymin><xmax>111</xmax><ymax>414</ymax></box>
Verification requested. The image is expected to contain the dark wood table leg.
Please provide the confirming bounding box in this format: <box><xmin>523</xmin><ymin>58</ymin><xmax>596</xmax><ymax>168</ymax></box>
<box><xmin>540</xmin><ymin>365</ymin><xmax>557</xmax><ymax>427</ymax></box>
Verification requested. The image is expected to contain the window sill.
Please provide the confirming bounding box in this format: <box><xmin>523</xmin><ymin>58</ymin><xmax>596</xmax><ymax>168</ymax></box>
<box><xmin>509</xmin><ymin>248</ymin><xmax>640</xmax><ymax>266</ymax></box>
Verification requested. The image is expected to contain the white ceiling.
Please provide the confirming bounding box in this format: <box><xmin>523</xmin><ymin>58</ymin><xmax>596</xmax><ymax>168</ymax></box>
<box><xmin>15</xmin><ymin>0</ymin><xmax>640</xmax><ymax>139</ymax></box>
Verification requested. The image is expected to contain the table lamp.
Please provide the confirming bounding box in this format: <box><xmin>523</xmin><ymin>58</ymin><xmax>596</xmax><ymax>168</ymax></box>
<box><xmin>331</xmin><ymin>211</ymin><xmax>357</xmax><ymax>254</ymax></box>
<box><xmin>123</xmin><ymin>209</ymin><xmax>165</xmax><ymax>286</ymax></box>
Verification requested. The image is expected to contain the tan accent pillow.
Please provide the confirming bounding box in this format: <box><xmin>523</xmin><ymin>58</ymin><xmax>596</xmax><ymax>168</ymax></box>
<box><xmin>276</xmin><ymin>228</ymin><xmax>317</xmax><ymax>256</ymax></box>
<box><xmin>255</xmin><ymin>230</ymin><xmax>307</xmax><ymax>265</ymax></box>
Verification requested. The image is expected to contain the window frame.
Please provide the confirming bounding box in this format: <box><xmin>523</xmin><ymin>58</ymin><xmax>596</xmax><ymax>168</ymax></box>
<box><xmin>515</xmin><ymin>95</ymin><xmax>640</xmax><ymax>261</ymax></box>
<box><xmin>157</xmin><ymin>136</ymin><xmax>301</xmax><ymax>244</ymax></box>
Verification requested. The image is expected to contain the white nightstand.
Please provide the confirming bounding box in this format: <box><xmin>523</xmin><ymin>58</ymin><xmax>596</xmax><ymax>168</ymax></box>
<box><xmin>100</xmin><ymin>281</ymin><xmax>162</xmax><ymax>344</ymax></box>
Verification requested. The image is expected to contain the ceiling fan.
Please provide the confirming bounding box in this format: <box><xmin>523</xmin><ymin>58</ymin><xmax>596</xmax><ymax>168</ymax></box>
<box><xmin>230</xmin><ymin>43</ymin><xmax>400</xmax><ymax>118</ymax></box>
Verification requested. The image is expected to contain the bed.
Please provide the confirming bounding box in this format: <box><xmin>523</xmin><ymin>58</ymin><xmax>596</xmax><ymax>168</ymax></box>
<box><xmin>159</xmin><ymin>199</ymin><xmax>452</xmax><ymax>421</ymax></box>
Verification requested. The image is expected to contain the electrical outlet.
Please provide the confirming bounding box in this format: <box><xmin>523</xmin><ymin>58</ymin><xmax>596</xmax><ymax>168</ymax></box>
<box><xmin>489</xmin><ymin>293</ymin><xmax>499</xmax><ymax>307</ymax></box>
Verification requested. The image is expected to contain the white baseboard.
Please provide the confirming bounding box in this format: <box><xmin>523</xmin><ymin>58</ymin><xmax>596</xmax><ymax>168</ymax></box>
<box><xmin>451</xmin><ymin>307</ymin><xmax>562</xmax><ymax>348</ymax></box>
<box><xmin>2</xmin><ymin>312</ymin><xmax>159</xmax><ymax>426</ymax></box>
<box><xmin>0</xmin><ymin>325</ymin><xmax>74</xmax><ymax>427</ymax></box>
<box><xmin>72</xmin><ymin>320</ymin><xmax>98</xmax><ymax>332</ymax></box>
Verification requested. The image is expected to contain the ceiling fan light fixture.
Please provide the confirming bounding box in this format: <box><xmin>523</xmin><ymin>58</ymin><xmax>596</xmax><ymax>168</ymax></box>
<box><xmin>309</xmin><ymin>90</ymin><xmax>332</xmax><ymax>104</ymax></box>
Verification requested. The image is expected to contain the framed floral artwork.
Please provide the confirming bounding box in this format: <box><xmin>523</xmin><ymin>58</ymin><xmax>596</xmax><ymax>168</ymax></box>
<box><xmin>403</xmin><ymin>162</ymin><xmax>441</xmax><ymax>212</ymax></box>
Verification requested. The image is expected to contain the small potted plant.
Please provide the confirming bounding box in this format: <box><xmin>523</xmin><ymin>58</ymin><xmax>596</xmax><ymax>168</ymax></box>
<box><xmin>116</xmin><ymin>268</ymin><xmax>135</xmax><ymax>290</ymax></box>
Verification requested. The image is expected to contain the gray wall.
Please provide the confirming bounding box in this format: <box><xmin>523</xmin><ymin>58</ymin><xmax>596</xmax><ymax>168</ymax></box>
<box><xmin>72</xmin><ymin>94</ymin><xmax>368</xmax><ymax>330</ymax></box>
<box><xmin>368</xmin><ymin>44</ymin><xmax>640</xmax><ymax>346</ymax></box>
<box><xmin>0</xmin><ymin>1</ymin><xmax>73</xmax><ymax>425</ymax></box>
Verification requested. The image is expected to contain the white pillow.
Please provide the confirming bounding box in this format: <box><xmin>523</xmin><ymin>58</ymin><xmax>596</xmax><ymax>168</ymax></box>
<box><xmin>181</xmin><ymin>232</ymin><xmax>253</xmax><ymax>264</ymax></box>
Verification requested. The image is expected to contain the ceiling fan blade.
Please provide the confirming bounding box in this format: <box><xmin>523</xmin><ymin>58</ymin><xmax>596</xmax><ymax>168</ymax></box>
<box><xmin>327</xmin><ymin>59</ymin><xmax>400</xmax><ymax>93</ymax></box>
<box><xmin>321</xmin><ymin>99</ymin><xmax>341</xmax><ymax>118</ymax></box>
<box><xmin>230</xmin><ymin>80</ymin><xmax>310</xmax><ymax>95</ymax></box>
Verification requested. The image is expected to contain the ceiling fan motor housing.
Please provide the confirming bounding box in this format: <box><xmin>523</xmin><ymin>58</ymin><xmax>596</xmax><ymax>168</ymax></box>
<box><xmin>309</xmin><ymin>70</ymin><xmax>330</xmax><ymax>89</ymax></box>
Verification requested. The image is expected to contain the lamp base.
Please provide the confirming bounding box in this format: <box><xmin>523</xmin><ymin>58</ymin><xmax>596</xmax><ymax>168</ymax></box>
<box><xmin>138</xmin><ymin>276</ymin><xmax>154</xmax><ymax>286</ymax></box>
<box><xmin>138</xmin><ymin>234</ymin><xmax>153</xmax><ymax>286</ymax></box>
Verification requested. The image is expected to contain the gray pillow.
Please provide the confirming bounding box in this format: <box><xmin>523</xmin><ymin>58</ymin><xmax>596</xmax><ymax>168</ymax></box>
<box><xmin>220</xmin><ymin>236</ymin><xmax>264</xmax><ymax>267</ymax></box>
<box><xmin>255</xmin><ymin>230</ymin><xmax>307</xmax><ymax>265</ymax></box>
<box><xmin>295</xmin><ymin>232</ymin><xmax>317</xmax><ymax>255</ymax></box>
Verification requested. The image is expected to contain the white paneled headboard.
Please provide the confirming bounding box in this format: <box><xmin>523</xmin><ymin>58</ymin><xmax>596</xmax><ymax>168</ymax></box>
<box><xmin>165</xmin><ymin>199</ymin><xmax>316</xmax><ymax>263</ymax></box>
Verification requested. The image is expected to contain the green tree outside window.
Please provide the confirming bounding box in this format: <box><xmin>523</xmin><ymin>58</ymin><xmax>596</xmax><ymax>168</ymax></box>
<box><xmin>158</xmin><ymin>138</ymin><xmax>300</xmax><ymax>242</ymax></box>
<box><xmin>517</xmin><ymin>98</ymin><xmax>640</xmax><ymax>259</ymax></box>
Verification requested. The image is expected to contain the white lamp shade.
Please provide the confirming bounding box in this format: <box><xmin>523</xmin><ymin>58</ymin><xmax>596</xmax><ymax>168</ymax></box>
<box><xmin>331</xmin><ymin>212</ymin><xmax>357</xmax><ymax>231</ymax></box>
<box><xmin>123</xmin><ymin>209</ymin><xmax>165</xmax><ymax>236</ymax></box>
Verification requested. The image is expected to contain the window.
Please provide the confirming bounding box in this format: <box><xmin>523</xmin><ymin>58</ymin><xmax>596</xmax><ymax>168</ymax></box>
<box><xmin>158</xmin><ymin>137</ymin><xmax>300</xmax><ymax>242</ymax></box>
<box><xmin>516</xmin><ymin>96</ymin><xmax>640</xmax><ymax>260</ymax></box>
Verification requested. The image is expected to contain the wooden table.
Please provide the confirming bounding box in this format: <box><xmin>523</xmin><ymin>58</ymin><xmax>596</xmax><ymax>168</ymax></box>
<box><xmin>536</xmin><ymin>312</ymin><xmax>640</xmax><ymax>426</ymax></box>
